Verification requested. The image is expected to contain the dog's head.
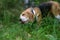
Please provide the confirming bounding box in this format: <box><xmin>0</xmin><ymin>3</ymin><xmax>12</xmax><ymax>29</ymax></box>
<box><xmin>19</xmin><ymin>8</ymin><xmax>34</xmax><ymax>23</ymax></box>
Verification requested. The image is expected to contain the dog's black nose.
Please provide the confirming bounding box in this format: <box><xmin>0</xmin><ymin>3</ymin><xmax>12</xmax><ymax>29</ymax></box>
<box><xmin>19</xmin><ymin>19</ymin><xmax>25</xmax><ymax>24</ymax></box>
<box><xmin>19</xmin><ymin>19</ymin><xmax>22</xmax><ymax>21</ymax></box>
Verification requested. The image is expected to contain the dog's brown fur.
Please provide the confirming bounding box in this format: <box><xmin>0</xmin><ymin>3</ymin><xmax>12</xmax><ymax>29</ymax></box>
<box><xmin>50</xmin><ymin>1</ymin><xmax>60</xmax><ymax>16</ymax></box>
<box><xmin>20</xmin><ymin>1</ymin><xmax>60</xmax><ymax>24</ymax></box>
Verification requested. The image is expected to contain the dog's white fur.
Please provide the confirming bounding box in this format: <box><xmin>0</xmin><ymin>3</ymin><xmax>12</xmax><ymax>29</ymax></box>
<box><xmin>32</xmin><ymin>10</ymin><xmax>36</xmax><ymax>15</ymax></box>
<box><xmin>55</xmin><ymin>15</ymin><xmax>60</xmax><ymax>19</ymax></box>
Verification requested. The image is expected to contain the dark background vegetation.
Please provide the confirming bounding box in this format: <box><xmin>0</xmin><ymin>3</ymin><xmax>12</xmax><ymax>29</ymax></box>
<box><xmin>0</xmin><ymin>0</ymin><xmax>60</xmax><ymax>40</ymax></box>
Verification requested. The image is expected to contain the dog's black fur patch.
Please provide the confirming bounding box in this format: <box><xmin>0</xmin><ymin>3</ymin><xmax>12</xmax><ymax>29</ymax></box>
<box><xmin>38</xmin><ymin>2</ymin><xmax>52</xmax><ymax>17</ymax></box>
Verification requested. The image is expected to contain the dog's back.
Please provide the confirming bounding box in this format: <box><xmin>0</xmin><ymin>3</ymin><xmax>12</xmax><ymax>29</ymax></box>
<box><xmin>38</xmin><ymin>2</ymin><xmax>52</xmax><ymax>17</ymax></box>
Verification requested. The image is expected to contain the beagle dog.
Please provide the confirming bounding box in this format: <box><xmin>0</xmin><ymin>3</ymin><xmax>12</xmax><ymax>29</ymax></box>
<box><xmin>20</xmin><ymin>1</ymin><xmax>60</xmax><ymax>24</ymax></box>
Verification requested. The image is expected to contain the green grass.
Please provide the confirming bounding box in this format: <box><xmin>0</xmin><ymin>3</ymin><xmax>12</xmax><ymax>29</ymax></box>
<box><xmin>0</xmin><ymin>15</ymin><xmax>60</xmax><ymax>40</ymax></box>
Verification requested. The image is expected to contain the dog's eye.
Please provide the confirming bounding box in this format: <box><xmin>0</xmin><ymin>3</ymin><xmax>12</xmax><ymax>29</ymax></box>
<box><xmin>22</xmin><ymin>14</ymin><xmax>25</xmax><ymax>16</ymax></box>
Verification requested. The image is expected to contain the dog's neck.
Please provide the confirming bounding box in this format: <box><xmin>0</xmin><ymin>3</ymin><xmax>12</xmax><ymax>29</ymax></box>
<box><xmin>30</xmin><ymin>8</ymin><xmax>38</xmax><ymax>23</ymax></box>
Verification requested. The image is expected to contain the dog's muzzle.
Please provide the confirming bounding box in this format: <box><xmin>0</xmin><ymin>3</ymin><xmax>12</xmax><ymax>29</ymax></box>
<box><xmin>19</xmin><ymin>15</ymin><xmax>29</xmax><ymax>24</ymax></box>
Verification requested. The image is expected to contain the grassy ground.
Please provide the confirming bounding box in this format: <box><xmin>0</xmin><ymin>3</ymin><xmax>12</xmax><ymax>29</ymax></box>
<box><xmin>0</xmin><ymin>14</ymin><xmax>60</xmax><ymax>40</ymax></box>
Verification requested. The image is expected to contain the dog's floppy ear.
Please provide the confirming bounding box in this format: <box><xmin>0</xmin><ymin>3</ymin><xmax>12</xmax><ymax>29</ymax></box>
<box><xmin>26</xmin><ymin>11</ymin><xmax>34</xmax><ymax>19</ymax></box>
